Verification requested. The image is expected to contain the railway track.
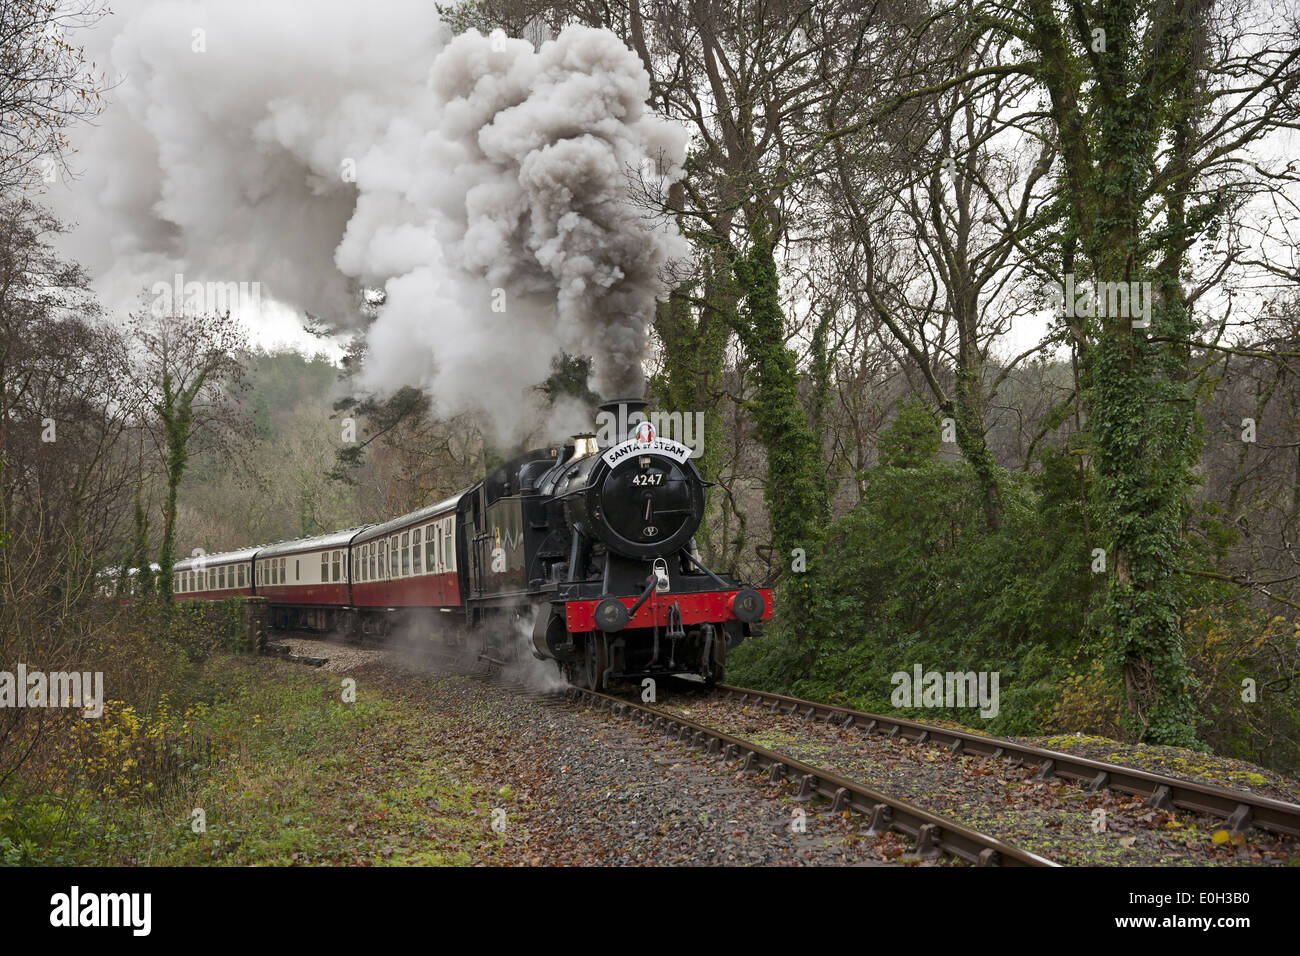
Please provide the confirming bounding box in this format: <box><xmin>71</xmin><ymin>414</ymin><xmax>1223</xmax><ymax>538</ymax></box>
<box><xmin>475</xmin><ymin>654</ymin><xmax>1056</xmax><ymax>867</ymax></box>
<box><xmin>286</xmin><ymin>636</ymin><xmax>1300</xmax><ymax>851</ymax></box>
<box><xmin>713</xmin><ymin>683</ymin><xmax>1300</xmax><ymax>840</ymax></box>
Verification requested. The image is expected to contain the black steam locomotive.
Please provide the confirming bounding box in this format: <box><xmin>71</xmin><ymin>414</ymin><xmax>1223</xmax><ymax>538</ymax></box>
<box><xmin>462</xmin><ymin>399</ymin><xmax>771</xmax><ymax>689</ymax></box>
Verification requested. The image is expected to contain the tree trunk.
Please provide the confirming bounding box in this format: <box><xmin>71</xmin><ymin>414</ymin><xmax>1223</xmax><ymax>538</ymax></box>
<box><xmin>732</xmin><ymin>217</ymin><xmax>827</xmax><ymax>572</ymax></box>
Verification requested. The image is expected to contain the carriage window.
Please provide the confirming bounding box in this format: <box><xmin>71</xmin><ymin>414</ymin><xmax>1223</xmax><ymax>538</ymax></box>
<box><xmin>321</xmin><ymin>552</ymin><xmax>328</xmax><ymax>582</ymax></box>
<box><xmin>239</xmin><ymin>565</ymin><xmax>246</xmax><ymax>588</ymax></box>
<box><xmin>280</xmin><ymin>558</ymin><xmax>286</xmax><ymax>584</ymax></box>
<box><xmin>390</xmin><ymin>537</ymin><xmax>398</xmax><ymax>576</ymax></box>
<box><xmin>219</xmin><ymin>566</ymin><xmax>226</xmax><ymax>590</ymax></box>
<box><xmin>332</xmin><ymin>550</ymin><xmax>341</xmax><ymax>582</ymax></box>
<box><xmin>401</xmin><ymin>533</ymin><xmax>410</xmax><ymax>574</ymax></box>
<box><xmin>444</xmin><ymin>520</ymin><xmax>455</xmax><ymax>571</ymax></box>
<box><xmin>412</xmin><ymin>528</ymin><xmax>422</xmax><ymax>574</ymax></box>
<box><xmin>294</xmin><ymin>560</ymin><xmax>299</xmax><ymax>582</ymax></box>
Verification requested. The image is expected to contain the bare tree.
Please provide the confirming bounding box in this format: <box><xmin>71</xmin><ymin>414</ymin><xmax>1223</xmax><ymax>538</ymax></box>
<box><xmin>127</xmin><ymin>309</ymin><xmax>250</xmax><ymax>602</ymax></box>
<box><xmin>0</xmin><ymin>0</ymin><xmax>110</xmax><ymax>193</ymax></box>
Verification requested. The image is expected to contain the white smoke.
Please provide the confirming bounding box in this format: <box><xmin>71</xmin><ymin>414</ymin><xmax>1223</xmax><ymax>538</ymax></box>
<box><xmin>500</xmin><ymin>607</ymin><xmax>568</xmax><ymax>693</ymax></box>
<box><xmin>53</xmin><ymin>1</ymin><xmax>690</xmax><ymax>432</ymax></box>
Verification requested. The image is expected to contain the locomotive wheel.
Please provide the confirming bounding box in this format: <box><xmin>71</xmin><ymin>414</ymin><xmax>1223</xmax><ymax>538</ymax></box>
<box><xmin>707</xmin><ymin>628</ymin><xmax>726</xmax><ymax>688</ymax></box>
<box><xmin>583</xmin><ymin>635</ymin><xmax>608</xmax><ymax>691</ymax></box>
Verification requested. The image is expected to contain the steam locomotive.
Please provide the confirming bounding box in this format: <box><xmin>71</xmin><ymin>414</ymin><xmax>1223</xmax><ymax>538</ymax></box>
<box><xmin>170</xmin><ymin>399</ymin><xmax>771</xmax><ymax>689</ymax></box>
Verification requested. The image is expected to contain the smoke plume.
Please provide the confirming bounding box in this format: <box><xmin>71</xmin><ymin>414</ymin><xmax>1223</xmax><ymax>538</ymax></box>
<box><xmin>53</xmin><ymin>1</ymin><xmax>689</xmax><ymax>431</ymax></box>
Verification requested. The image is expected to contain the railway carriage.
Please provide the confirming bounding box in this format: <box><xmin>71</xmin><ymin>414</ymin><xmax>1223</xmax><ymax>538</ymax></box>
<box><xmin>252</xmin><ymin>528</ymin><xmax>367</xmax><ymax>632</ymax></box>
<box><xmin>350</xmin><ymin>495</ymin><xmax>463</xmax><ymax>637</ymax></box>
<box><xmin>174</xmin><ymin>547</ymin><xmax>258</xmax><ymax>600</ymax></box>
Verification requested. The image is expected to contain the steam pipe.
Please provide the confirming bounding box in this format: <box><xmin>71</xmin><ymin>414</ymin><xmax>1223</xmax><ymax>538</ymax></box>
<box><xmin>626</xmin><ymin>576</ymin><xmax>658</xmax><ymax>618</ymax></box>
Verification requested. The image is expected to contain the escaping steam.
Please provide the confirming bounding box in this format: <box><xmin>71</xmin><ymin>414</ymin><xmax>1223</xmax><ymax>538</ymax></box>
<box><xmin>500</xmin><ymin>607</ymin><xmax>567</xmax><ymax>693</ymax></box>
<box><xmin>54</xmin><ymin>1</ymin><xmax>690</xmax><ymax>431</ymax></box>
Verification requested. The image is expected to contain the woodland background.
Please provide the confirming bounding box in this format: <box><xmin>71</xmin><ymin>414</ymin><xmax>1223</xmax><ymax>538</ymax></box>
<box><xmin>2</xmin><ymin>0</ymin><xmax>1299</xmax><ymax>792</ymax></box>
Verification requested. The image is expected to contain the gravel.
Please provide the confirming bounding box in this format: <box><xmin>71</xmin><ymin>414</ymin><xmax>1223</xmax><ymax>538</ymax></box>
<box><xmin>266</xmin><ymin>634</ymin><xmax>929</xmax><ymax>865</ymax></box>
<box><xmin>653</xmin><ymin>693</ymin><xmax>1300</xmax><ymax>866</ymax></box>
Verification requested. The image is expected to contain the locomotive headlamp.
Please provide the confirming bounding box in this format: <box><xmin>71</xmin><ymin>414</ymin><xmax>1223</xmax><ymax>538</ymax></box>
<box><xmin>652</xmin><ymin>558</ymin><xmax>670</xmax><ymax>593</ymax></box>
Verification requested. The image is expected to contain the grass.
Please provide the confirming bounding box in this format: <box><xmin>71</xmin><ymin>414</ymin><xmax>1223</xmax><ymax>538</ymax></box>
<box><xmin>2</xmin><ymin>654</ymin><xmax>502</xmax><ymax>866</ymax></box>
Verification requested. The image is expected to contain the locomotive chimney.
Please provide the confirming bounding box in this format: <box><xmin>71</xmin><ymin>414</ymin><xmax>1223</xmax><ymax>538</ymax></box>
<box><xmin>597</xmin><ymin>397</ymin><xmax>649</xmax><ymax>445</ymax></box>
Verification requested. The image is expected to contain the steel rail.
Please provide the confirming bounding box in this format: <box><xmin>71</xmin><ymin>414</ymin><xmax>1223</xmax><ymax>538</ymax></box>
<box><xmin>715</xmin><ymin>683</ymin><xmax>1300</xmax><ymax>839</ymax></box>
<box><xmin>565</xmin><ymin>685</ymin><xmax>1058</xmax><ymax>867</ymax></box>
